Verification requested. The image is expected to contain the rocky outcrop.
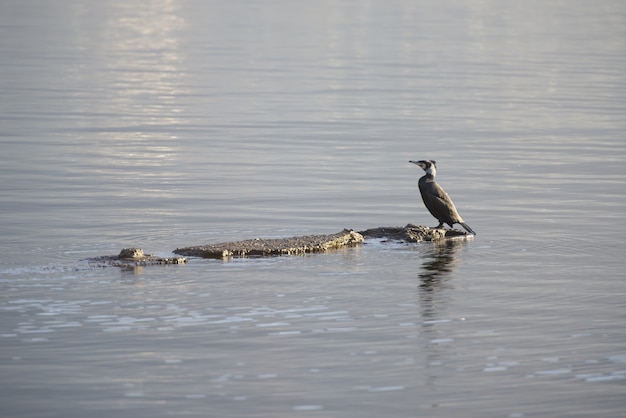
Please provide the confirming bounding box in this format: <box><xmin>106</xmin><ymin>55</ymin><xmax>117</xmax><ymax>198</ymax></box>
<box><xmin>174</xmin><ymin>225</ymin><xmax>471</xmax><ymax>260</ymax></box>
<box><xmin>174</xmin><ymin>229</ymin><xmax>364</xmax><ymax>259</ymax></box>
<box><xmin>86</xmin><ymin>248</ymin><xmax>187</xmax><ymax>268</ymax></box>
<box><xmin>359</xmin><ymin>224</ymin><xmax>471</xmax><ymax>243</ymax></box>
<box><xmin>84</xmin><ymin>225</ymin><xmax>472</xmax><ymax>266</ymax></box>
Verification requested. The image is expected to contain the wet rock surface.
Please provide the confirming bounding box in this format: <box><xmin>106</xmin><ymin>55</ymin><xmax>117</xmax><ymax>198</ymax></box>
<box><xmin>86</xmin><ymin>225</ymin><xmax>472</xmax><ymax>266</ymax></box>
<box><xmin>85</xmin><ymin>248</ymin><xmax>187</xmax><ymax>268</ymax></box>
<box><xmin>174</xmin><ymin>229</ymin><xmax>364</xmax><ymax>259</ymax></box>
<box><xmin>359</xmin><ymin>223</ymin><xmax>471</xmax><ymax>243</ymax></box>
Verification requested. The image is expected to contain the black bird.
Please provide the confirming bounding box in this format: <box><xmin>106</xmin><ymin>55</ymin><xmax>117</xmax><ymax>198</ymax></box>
<box><xmin>409</xmin><ymin>160</ymin><xmax>476</xmax><ymax>235</ymax></box>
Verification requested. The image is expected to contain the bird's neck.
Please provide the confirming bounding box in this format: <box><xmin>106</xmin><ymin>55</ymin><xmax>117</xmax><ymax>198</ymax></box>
<box><xmin>420</xmin><ymin>173</ymin><xmax>435</xmax><ymax>182</ymax></box>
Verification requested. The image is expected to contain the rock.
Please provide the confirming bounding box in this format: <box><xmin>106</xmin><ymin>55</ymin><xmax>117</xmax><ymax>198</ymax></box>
<box><xmin>359</xmin><ymin>224</ymin><xmax>472</xmax><ymax>243</ymax></box>
<box><xmin>84</xmin><ymin>225</ymin><xmax>473</xmax><ymax>266</ymax></box>
<box><xmin>85</xmin><ymin>248</ymin><xmax>187</xmax><ymax>268</ymax></box>
<box><xmin>118</xmin><ymin>247</ymin><xmax>144</xmax><ymax>259</ymax></box>
<box><xmin>174</xmin><ymin>229</ymin><xmax>364</xmax><ymax>259</ymax></box>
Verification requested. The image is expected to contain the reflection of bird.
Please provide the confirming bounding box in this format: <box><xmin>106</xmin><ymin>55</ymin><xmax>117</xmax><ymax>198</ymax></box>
<box><xmin>419</xmin><ymin>240</ymin><xmax>462</xmax><ymax>284</ymax></box>
<box><xmin>409</xmin><ymin>160</ymin><xmax>476</xmax><ymax>235</ymax></box>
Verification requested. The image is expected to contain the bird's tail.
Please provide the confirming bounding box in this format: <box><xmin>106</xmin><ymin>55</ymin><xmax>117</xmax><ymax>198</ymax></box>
<box><xmin>460</xmin><ymin>223</ymin><xmax>476</xmax><ymax>235</ymax></box>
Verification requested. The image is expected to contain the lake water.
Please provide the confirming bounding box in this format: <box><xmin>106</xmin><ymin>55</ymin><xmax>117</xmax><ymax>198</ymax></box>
<box><xmin>1</xmin><ymin>1</ymin><xmax>626</xmax><ymax>417</ymax></box>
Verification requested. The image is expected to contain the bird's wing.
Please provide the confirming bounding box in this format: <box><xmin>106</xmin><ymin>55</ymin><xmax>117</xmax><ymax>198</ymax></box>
<box><xmin>423</xmin><ymin>183</ymin><xmax>460</xmax><ymax>222</ymax></box>
<box><xmin>429</xmin><ymin>183</ymin><xmax>455</xmax><ymax>205</ymax></box>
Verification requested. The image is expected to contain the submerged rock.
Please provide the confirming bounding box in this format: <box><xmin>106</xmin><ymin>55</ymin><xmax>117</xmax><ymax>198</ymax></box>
<box><xmin>359</xmin><ymin>224</ymin><xmax>472</xmax><ymax>243</ymax></box>
<box><xmin>174</xmin><ymin>229</ymin><xmax>364</xmax><ymax>259</ymax></box>
<box><xmin>85</xmin><ymin>248</ymin><xmax>187</xmax><ymax>268</ymax></box>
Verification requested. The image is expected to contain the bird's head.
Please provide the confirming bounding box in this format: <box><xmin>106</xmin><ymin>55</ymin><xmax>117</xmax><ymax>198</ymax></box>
<box><xmin>409</xmin><ymin>160</ymin><xmax>437</xmax><ymax>176</ymax></box>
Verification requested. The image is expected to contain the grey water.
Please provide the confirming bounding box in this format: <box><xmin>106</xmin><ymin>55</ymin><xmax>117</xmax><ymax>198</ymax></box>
<box><xmin>1</xmin><ymin>0</ymin><xmax>626</xmax><ymax>417</ymax></box>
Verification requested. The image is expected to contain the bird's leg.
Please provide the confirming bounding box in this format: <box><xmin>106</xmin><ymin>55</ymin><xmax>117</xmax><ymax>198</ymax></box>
<box><xmin>432</xmin><ymin>222</ymin><xmax>445</xmax><ymax>230</ymax></box>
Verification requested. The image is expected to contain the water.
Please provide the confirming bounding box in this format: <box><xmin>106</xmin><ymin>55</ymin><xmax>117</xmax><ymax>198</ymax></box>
<box><xmin>1</xmin><ymin>0</ymin><xmax>626</xmax><ymax>417</ymax></box>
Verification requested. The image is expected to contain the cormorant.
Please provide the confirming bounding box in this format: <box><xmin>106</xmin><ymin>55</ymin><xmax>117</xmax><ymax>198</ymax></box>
<box><xmin>409</xmin><ymin>160</ymin><xmax>476</xmax><ymax>235</ymax></box>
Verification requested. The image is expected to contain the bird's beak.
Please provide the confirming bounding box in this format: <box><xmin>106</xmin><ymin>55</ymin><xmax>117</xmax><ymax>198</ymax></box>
<box><xmin>409</xmin><ymin>160</ymin><xmax>422</xmax><ymax>166</ymax></box>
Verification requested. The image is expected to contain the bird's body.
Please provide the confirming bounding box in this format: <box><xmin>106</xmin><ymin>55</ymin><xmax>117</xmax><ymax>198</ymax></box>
<box><xmin>409</xmin><ymin>160</ymin><xmax>476</xmax><ymax>235</ymax></box>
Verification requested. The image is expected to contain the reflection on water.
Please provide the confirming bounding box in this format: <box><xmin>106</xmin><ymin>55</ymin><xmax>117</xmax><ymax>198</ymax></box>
<box><xmin>417</xmin><ymin>239</ymin><xmax>465</xmax><ymax>327</ymax></box>
<box><xmin>418</xmin><ymin>239</ymin><xmax>466</xmax><ymax>314</ymax></box>
<box><xmin>418</xmin><ymin>239</ymin><xmax>464</xmax><ymax>285</ymax></box>
<box><xmin>415</xmin><ymin>239</ymin><xmax>466</xmax><ymax>407</ymax></box>
<box><xmin>68</xmin><ymin>0</ymin><xmax>188</xmax><ymax>194</ymax></box>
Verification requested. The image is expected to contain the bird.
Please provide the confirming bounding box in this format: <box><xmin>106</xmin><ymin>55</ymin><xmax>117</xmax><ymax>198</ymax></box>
<box><xmin>409</xmin><ymin>160</ymin><xmax>476</xmax><ymax>235</ymax></box>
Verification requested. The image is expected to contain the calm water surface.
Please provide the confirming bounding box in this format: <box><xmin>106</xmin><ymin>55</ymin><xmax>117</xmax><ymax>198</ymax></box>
<box><xmin>1</xmin><ymin>1</ymin><xmax>626</xmax><ymax>417</ymax></box>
